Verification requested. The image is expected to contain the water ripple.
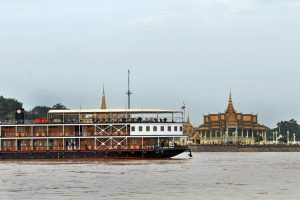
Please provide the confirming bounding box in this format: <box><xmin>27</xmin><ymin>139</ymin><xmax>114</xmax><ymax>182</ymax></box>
<box><xmin>1</xmin><ymin>153</ymin><xmax>300</xmax><ymax>199</ymax></box>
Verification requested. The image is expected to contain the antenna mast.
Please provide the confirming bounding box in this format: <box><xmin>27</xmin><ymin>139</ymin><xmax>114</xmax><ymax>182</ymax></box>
<box><xmin>126</xmin><ymin>69</ymin><xmax>133</xmax><ymax>109</ymax></box>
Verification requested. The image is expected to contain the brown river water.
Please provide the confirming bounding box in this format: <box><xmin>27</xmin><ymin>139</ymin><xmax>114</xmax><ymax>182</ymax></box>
<box><xmin>1</xmin><ymin>152</ymin><xmax>300</xmax><ymax>200</ymax></box>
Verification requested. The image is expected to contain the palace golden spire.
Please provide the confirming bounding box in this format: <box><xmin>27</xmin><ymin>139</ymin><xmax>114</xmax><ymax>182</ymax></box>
<box><xmin>226</xmin><ymin>91</ymin><xmax>236</xmax><ymax>113</ymax></box>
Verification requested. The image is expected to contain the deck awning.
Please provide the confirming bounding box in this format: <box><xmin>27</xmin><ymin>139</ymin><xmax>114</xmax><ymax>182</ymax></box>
<box><xmin>48</xmin><ymin>109</ymin><xmax>183</xmax><ymax>115</ymax></box>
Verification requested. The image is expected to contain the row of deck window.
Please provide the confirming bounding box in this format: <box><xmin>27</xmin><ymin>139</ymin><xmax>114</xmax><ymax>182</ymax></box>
<box><xmin>131</xmin><ymin>125</ymin><xmax>182</xmax><ymax>132</ymax></box>
<box><xmin>4</xmin><ymin>127</ymin><xmax>48</xmax><ymax>133</ymax></box>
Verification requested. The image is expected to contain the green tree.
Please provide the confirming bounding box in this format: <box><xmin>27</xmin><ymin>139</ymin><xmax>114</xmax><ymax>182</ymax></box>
<box><xmin>28</xmin><ymin>103</ymin><xmax>67</xmax><ymax>119</ymax></box>
<box><xmin>0</xmin><ymin>95</ymin><xmax>68</xmax><ymax>121</ymax></box>
<box><xmin>276</xmin><ymin>119</ymin><xmax>300</xmax><ymax>141</ymax></box>
<box><xmin>0</xmin><ymin>96</ymin><xmax>23</xmax><ymax>121</ymax></box>
<box><xmin>31</xmin><ymin>106</ymin><xmax>52</xmax><ymax>118</ymax></box>
<box><xmin>52</xmin><ymin>103</ymin><xmax>67</xmax><ymax>110</ymax></box>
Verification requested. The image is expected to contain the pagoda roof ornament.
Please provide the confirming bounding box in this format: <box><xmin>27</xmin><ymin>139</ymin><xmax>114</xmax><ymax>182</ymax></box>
<box><xmin>225</xmin><ymin>91</ymin><xmax>236</xmax><ymax>113</ymax></box>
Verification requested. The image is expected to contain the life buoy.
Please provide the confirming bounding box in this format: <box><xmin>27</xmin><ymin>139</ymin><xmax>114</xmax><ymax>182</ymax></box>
<box><xmin>131</xmin><ymin>150</ymin><xmax>135</xmax><ymax>154</ymax></box>
<box><xmin>156</xmin><ymin>149</ymin><xmax>160</xmax><ymax>154</ymax></box>
<box><xmin>142</xmin><ymin>150</ymin><xmax>146</xmax><ymax>154</ymax></box>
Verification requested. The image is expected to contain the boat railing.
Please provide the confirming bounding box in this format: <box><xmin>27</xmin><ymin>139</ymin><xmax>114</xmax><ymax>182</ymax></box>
<box><xmin>53</xmin><ymin>117</ymin><xmax>181</xmax><ymax>124</ymax></box>
<box><xmin>0</xmin><ymin>120</ymin><xmax>34</xmax><ymax>125</ymax></box>
<box><xmin>0</xmin><ymin>118</ymin><xmax>182</xmax><ymax>125</ymax></box>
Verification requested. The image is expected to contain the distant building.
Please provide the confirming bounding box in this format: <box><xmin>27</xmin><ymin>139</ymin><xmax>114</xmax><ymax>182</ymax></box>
<box><xmin>196</xmin><ymin>92</ymin><xmax>267</xmax><ymax>145</ymax></box>
<box><xmin>101</xmin><ymin>86</ymin><xmax>107</xmax><ymax>109</ymax></box>
<box><xmin>183</xmin><ymin>114</ymin><xmax>195</xmax><ymax>140</ymax></box>
<box><xmin>97</xmin><ymin>87</ymin><xmax>108</xmax><ymax>121</ymax></box>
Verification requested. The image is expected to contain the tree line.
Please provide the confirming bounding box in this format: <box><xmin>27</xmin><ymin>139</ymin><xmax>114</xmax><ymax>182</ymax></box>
<box><xmin>0</xmin><ymin>96</ymin><xmax>66</xmax><ymax>121</ymax></box>
<box><xmin>267</xmin><ymin>119</ymin><xmax>300</xmax><ymax>142</ymax></box>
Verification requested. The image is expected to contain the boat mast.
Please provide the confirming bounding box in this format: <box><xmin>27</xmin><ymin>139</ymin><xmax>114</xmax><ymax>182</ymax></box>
<box><xmin>126</xmin><ymin>69</ymin><xmax>133</xmax><ymax>109</ymax></box>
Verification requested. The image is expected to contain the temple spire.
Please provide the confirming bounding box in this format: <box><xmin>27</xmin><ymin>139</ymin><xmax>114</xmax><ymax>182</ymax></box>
<box><xmin>187</xmin><ymin>114</ymin><xmax>191</xmax><ymax>125</ymax></box>
<box><xmin>226</xmin><ymin>91</ymin><xmax>236</xmax><ymax>113</ymax></box>
<box><xmin>101</xmin><ymin>86</ymin><xmax>107</xmax><ymax>109</ymax></box>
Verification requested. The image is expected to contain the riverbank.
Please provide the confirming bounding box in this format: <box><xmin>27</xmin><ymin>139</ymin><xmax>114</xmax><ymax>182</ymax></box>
<box><xmin>189</xmin><ymin>144</ymin><xmax>300</xmax><ymax>152</ymax></box>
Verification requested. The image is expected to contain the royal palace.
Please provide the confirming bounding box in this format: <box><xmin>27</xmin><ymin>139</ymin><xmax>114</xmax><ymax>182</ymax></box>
<box><xmin>194</xmin><ymin>93</ymin><xmax>267</xmax><ymax>145</ymax></box>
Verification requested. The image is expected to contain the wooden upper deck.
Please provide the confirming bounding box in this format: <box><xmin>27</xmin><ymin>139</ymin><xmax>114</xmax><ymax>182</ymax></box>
<box><xmin>48</xmin><ymin>108</ymin><xmax>183</xmax><ymax>114</ymax></box>
<box><xmin>47</xmin><ymin>108</ymin><xmax>183</xmax><ymax>124</ymax></box>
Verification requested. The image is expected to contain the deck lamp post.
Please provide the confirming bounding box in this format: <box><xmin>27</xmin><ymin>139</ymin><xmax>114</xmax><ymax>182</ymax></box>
<box><xmin>272</xmin><ymin>132</ymin><xmax>275</xmax><ymax>144</ymax></box>
<box><xmin>293</xmin><ymin>133</ymin><xmax>296</xmax><ymax>144</ymax></box>
<box><xmin>275</xmin><ymin>131</ymin><xmax>278</xmax><ymax>144</ymax></box>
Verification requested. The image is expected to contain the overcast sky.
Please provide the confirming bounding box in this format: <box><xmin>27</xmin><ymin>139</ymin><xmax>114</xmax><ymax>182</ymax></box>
<box><xmin>1</xmin><ymin>0</ymin><xmax>300</xmax><ymax>127</ymax></box>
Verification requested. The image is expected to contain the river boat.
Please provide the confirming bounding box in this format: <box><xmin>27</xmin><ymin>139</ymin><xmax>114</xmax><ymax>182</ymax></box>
<box><xmin>0</xmin><ymin>108</ymin><xmax>192</xmax><ymax>159</ymax></box>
